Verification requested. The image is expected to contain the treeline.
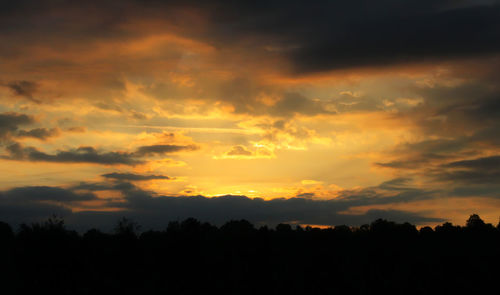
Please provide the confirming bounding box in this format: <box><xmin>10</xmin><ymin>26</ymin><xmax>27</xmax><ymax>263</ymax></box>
<box><xmin>1</xmin><ymin>214</ymin><xmax>499</xmax><ymax>294</ymax></box>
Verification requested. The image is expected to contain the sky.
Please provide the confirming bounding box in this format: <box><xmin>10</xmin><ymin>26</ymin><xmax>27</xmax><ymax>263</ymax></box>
<box><xmin>1</xmin><ymin>0</ymin><xmax>500</xmax><ymax>230</ymax></box>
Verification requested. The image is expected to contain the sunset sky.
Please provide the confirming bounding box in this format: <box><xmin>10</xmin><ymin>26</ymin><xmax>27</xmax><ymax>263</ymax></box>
<box><xmin>1</xmin><ymin>0</ymin><xmax>500</xmax><ymax>230</ymax></box>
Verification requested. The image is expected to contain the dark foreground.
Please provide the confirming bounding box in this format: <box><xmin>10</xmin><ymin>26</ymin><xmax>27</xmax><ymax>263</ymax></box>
<box><xmin>0</xmin><ymin>214</ymin><xmax>499</xmax><ymax>294</ymax></box>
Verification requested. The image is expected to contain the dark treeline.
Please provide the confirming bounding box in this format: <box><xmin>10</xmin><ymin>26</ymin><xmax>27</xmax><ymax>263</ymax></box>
<box><xmin>1</xmin><ymin>214</ymin><xmax>500</xmax><ymax>294</ymax></box>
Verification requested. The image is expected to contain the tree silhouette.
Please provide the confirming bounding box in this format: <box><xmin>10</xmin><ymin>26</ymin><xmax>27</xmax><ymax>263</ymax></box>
<box><xmin>276</xmin><ymin>223</ymin><xmax>292</xmax><ymax>232</ymax></box>
<box><xmin>114</xmin><ymin>217</ymin><xmax>141</xmax><ymax>238</ymax></box>
<box><xmin>1</xmin><ymin>214</ymin><xmax>500</xmax><ymax>294</ymax></box>
<box><xmin>466</xmin><ymin>213</ymin><xmax>486</xmax><ymax>229</ymax></box>
<box><xmin>419</xmin><ymin>226</ymin><xmax>434</xmax><ymax>236</ymax></box>
<box><xmin>0</xmin><ymin>221</ymin><xmax>14</xmax><ymax>240</ymax></box>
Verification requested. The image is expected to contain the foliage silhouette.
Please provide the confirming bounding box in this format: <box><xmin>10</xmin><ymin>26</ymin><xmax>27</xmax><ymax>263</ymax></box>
<box><xmin>114</xmin><ymin>217</ymin><xmax>141</xmax><ymax>238</ymax></box>
<box><xmin>466</xmin><ymin>213</ymin><xmax>484</xmax><ymax>227</ymax></box>
<box><xmin>0</xmin><ymin>221</ymin><xmax>13</xmax><ymax>240</ymax></box>
<box><xmin>0</xmin><ymin>214</ymin><xmax>499</xmax><ymax>294</ymax></box>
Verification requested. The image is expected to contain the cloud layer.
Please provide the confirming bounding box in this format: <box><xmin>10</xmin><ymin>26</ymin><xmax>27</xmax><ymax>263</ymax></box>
<box><xmin>0</xmin><ymin>0</ymin><xmax>499</xmax><ymax>228</ymax></box>
<box><xmin>2</xmin><ymin>1</ymin><xmax>500</xmax><ymax>73</ymax></box>
<box><xmin>0</xmin><ymin>181</ymin><xmax>443</xmax><ymax>231</ymax></box>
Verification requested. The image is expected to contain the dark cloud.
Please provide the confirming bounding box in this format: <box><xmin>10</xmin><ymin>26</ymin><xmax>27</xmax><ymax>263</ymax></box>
<box><xmin>286</xmin><ymin>3</ymin><xmax>500</xmax><ymax>73</ymax></box>
<box><xmin>0</xmin><ymin>112</ymin><xmax>34</xmax><ymax>140</ymax></box>
<box><xmin>362</xmin><ymin>209</ymin><xmax>442</xmax><ymax>225</ymax></box>
<box><xmin>375</xmin><ymin>74</ymin><xmax>500</xmax><ymax>180</ymax></box>
<box><xmin>2</xmin><ymin>141</ymin><xmax>200</xmax><ymax>165</ymax></box>
<box><xmin>67</xmin><ymin>194</ymin><xmax>443</xmax><ymax>231</ymax></box>
<box><xmin>0</xmin><ymin>112</ymin><xmax>60</xmax><ymax>141</ymax></box>
<box><xmin>296</xmin><ymin>192</ymin><xmax>314</xmax><ymax>198</ymax></box>
<box><xmin>111</xmin><ymin>177</ymin><xmax>442</xmax><ymax>227</ymax></box>
<box><xmin>374</xmin><ymin>134</ymin><xmax>487</xmax><ymax>170</ymax></box>
<box><xmin>6</xmin><ymin>80</ymin><xmax>39</xmax><ymax>102</ymax></box>
<box><xmin>0</xmin><ymin>178</ymin><xmax>445</xmax><ymax>231</ymax></box>
<box><xmin>3</xmin><ymin>143</ymin><xmax>141</xmax><ymax>165</ymax></box>
<box><xmin>374</xmin><ymin>72</ymin><xmax>500</xmax><ymax>179</ymax></box>
<box><xmin>212</xmin><ymin>1</ymin><xmax>500</xmax><ymax>73</ymax></box>
<box><xmin>336</xmin><ymin>185</ymin><xmax>438</xmax><ymax>207</ymax></box>
<box><xmin>434</xmin><ymin>154</ymin><xmax>500</xmax><ymax>197</ymax></box>
<box><xmin>374</xmin><ymin>152</ymin><xmax>462</xmax><ymax>170</ymax></box>
<box><xmin>4</xmin><ymin>142</ymin><xmax>25</xmax><ymax>159</ymax></box>
<box><xmin>101</xmin><ymin>172</ymin><xmax>170</xmax><ymax>181</ymax></box>
<box><xmin>0</xmin><ymin>185</ymin><xmax>95</xmax><ymax>227</ymax></box>
<box><xmin>376</xmin><ymin>158</ymin><xmax>434</xmax><ymax>170</ymax></box>
<box><xmin>71</xmin><ymin>181</ymin><xmax>136</xmax><ymax>192</ymax></box>
<box><xmin>16</xmin><ymin>127</ymin><xmax>60</xmax><ymax>140</ymax></box>
<box><xmin>1</xmin><ymin>186</ymin><xmax>96</xmax><ymax>202</ymax></box>
<box><xmin>0</xmin><ymin>202</ymin><xmax>71</xmax><ymax>228</ymax></box>
<box><xmin>409</xmin><ymin>81</ymin><xmax>500</xmax><ymax>138</ymax></box>
<box><xmin>377</xmin><ymin>178</ymin><xmax>414</xmax><ymax>191</ymax></box>
<box><xmin>435</xmin><ymin>155</ymin><xmax>500</xmax><ymax>184</ymax></box>
<box><xmin>448</xmin><ymin>184</ymin><xmax>500</xmax><ymax>198</ymax></box>
<box><xmin>134</xmin><ymin>144</ymin><xmax>198</xmax><ymax>156</ymax></box>
<box><xmin>445</xmin><ymin>155</ymin><xmax>500</xmax><ymax>170</ymax></box>
<box><xmin>402</xmin><ymin>139</ymin><xmax>468</xmax><ymax>155</ymax></box>
<box><xmin>3</xmin><ymin>1</ymin><xmax>499</xmax><ymax>74</ymax></box>
<box><xmin>27</xmin><ymin>146</ymin><xmax>140</xmax><ymax>165</ymax></box>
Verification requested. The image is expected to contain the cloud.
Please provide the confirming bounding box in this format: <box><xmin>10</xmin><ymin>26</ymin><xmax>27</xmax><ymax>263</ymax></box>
<box><xmin>65</xmin><ymin>126</ymin><xmax>86</xmax><ymax>133</ymax></box>
<box><xmin>106</xmin><ymin>177</ymin><xmax>443</xmax><ymax>227</ymax></box>
<box><xmin>435</xmin><ymin>155</ymin><xmax>500</xmax><ymax>184</ymax></box>
<box><xmin>216</xmin><ymin>144</ymin><xmax>274</xmax><ymax>160</ymax></box>
<box><xmin>377</xmin><ymin>178</ymin><xmax>414</xmax><ymax>191</ymax></box>
<box><xmin>282</xmin><ymin>1</ymin><xmax>500</xmax><ymax>73</ymax></box>
<box><xmin>0</xmin><ymin>112</ymin><xmax>34</xmax><ymax>140</ymax></box>
<box><xmin>0</xmin><ymin>112</ymin><xmax>59</xmax><ymax>141</ymax></box>
<box><xmin>375</xmin><ymin>158</ymin><xmax>433</xmax><ymax>170</ymax></box>
<box><xmin>101</xmin><ymin>172</ymin><xmax>170</xmax><ymax>181</ymax></box>
<box><xmin>409</xmin><ymin>80</ymin><xmax>500</xmax><ymax>138</ymax></box>
<box><xmin>134</xmin><ymin>144</ymin><xmax>198</xmax><ymax>156</ymax></box>
<box><xmin>269</xmin><ymin>93</ymin><xmax>335</xmax><ymax>117</ymax></box>
<box><xmin>94</xmin><ymin>102</ymin><xmax>123</xmax><ymax>113</ymax></box>
<box><xmin>336</xmin><ymin>185</ymin><xmax>438</xmax><ymax>207</ymax></box>
<box><xmin>0</xmin><ymin>185</ymin><xmax>96</xmax><ymax>227</ymax></box>
<box><xmin>28</xmin><ymin>146</ymin><xmax>139</xmax><ymax>165</ymax></box>
<box><xmin>0</xmin><ymin>0</ymin><xmax>498</xmax><ymax>230</ymax></box>
<box><xmin>16</xmin><ymin>127</ymin><xmax>60</xmax><ymax>140</ymax></box>
<box><xmin>0</xmin><ymin>177</ymin><xmax>446</xmax><ymax>231</ymax></box>
<box><xmin>3</xmin><ymin>143</ymin><xmax>141</xmax><ymax>165</ymax></box>
<box><xmin>296</xmin><ymin>192</ymin><xmax>315</xmax><ymax>198</ymax></box>
<box><xmin>374</xmin><ymin>134</ymin><xmax>490</xmax><ymax>171</ymax></box>
<box><xmin>226</xmin><ymin>145</ymin><xmax>252</xmax><ymax>156</ymax></box>
<box><xmin>177</xmin><ymin>0</ymin><xmax>500</xmax><ymax>74</ymax></box>
<box><xmin>65</xmin><ymin>193</ymin><xmax>443</xmax><ymax>231</ymax></box>
<box><xmin>0</xmin><ymin>202</ymin><xmax>71</xmax><ymax>227</ymax></box>
<box><xmin>445</xmin><ymin>155</ymin><xmax>500</xmax><ymax>170</ymax></box>
<box><xmin>6</xmin><ymin>80</ymin><xmax>39</xmax><ymax>102</ymax></box>
<box><xmin>76</xmin><ymin>194</ymin><xmax>444</xmax><ymax>231</ymax></box>
<box><xmin>1</xmin><ymin>186</ymin><xmax>96</xmax><ymax>202</ymax></box>
<box><xmin>2</xmin><ymin>141</ymin><xmax>201</xmax><ymax>165</ymax></box>
<box><xmin>373</xmin><ymin>75</ymin><xmax>500</xmax><ymax>182</ymax></box>
<box><xmin>71</xmin><ymin>181</ymin><xmax>136</xmax><ymax>192</ymax></box>
<box><xmin>4</xmin><ymin>1</ymin><xmax>497</xmax><ymax>76</ymax></box>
